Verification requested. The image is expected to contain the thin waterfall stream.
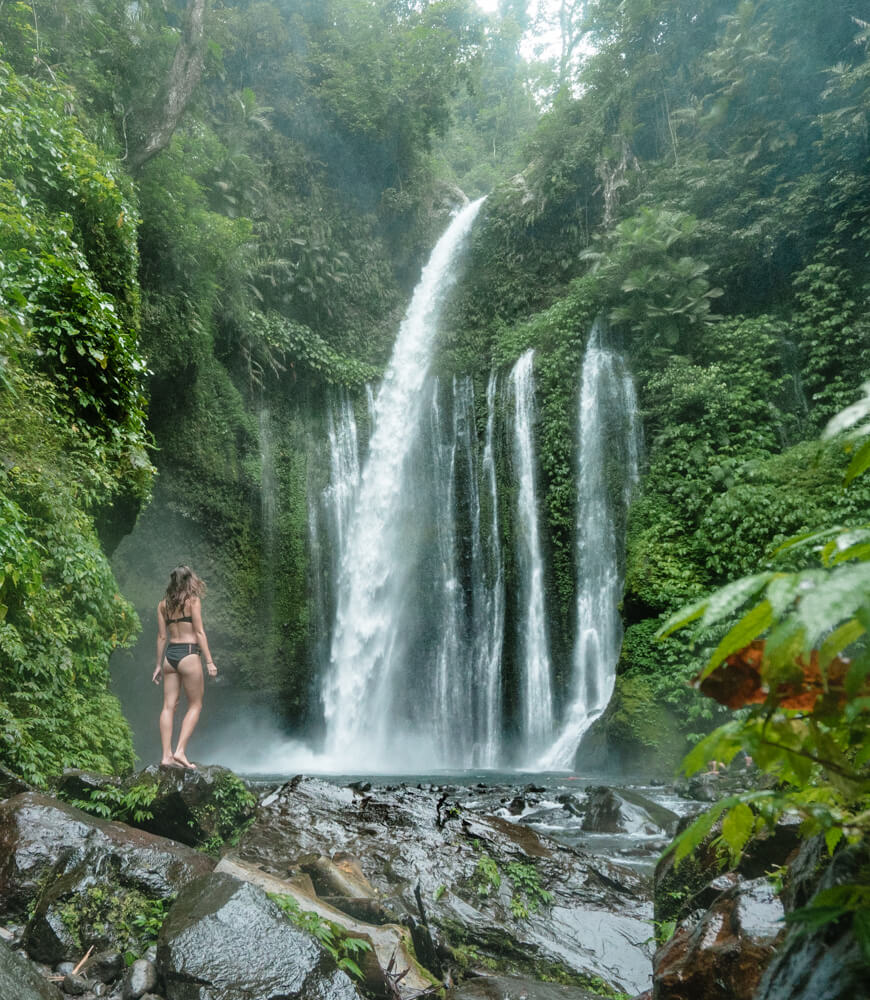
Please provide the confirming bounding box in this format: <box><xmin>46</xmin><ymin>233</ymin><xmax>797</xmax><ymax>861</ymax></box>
<box><xmin>509</xmin><ymin>349</ymin><xmax>554</xmax><ymax>760</ymax></box>
<box><xmin>540</xmin><ymin>323</ymin><xmax>642</xmax><ymax>768</ymax></box>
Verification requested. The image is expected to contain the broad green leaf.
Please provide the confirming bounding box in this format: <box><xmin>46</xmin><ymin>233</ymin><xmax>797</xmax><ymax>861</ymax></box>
<box><xmin>822</xmin><ymin>526</ymin><xmax>870</xmax><ymax>565</ymax></box>
<box><xmin>775</xmin><ymin>526</ymin><xmax>843</xmax><ymax>556</ymax></box>
<box><xmin>823</xmin><ymin>381</ymin><xmax>870</xmax><ymax>437</ymax></box>
<box><xmin>721</xmin><ymin>802</ymin><xmax>754</xmax><ymax>861</ymax></box>
<box><xmin>681</xmin><ymin>721</ymin><xmax>743</xmax><ymax>777</ymax></box>
<box><xmin>699</xmin><ymin>573</ymin><xmax>775</xmax><ymax>630</ymax></box>
<box><xmin>818</xmin><ymin>618</ymin><xmax>865</xmax><ymax>669</ymax></box>
<box><xmin>701</xmin><ymin>600</ymin><xmax>774</xmax><ymax>680</ymax></box>
<box><xmin>657</xmin><ymin>594</ymin><xmax>709</xmax><ymax>638</ymax></box>
<box><xmin>795</xmin><ymin>563</ymin><xmax>870</xmax><ymax>646</ymax></box>
<box><xmin>844</xmin><ymin>438</ymin><xmax>870</xmax><ymax>485</ymax></box>
<box><xmin>825</xmin><ymin>827</ymin><xmax>843</xmax><ymax>855</ymax></box>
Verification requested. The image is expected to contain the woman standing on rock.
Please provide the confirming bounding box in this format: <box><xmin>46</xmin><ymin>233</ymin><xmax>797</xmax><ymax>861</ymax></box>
<box><xmin>153</xmin><ymin>566</ymin><xmax>218</xmax><ymax>769</ymax></box>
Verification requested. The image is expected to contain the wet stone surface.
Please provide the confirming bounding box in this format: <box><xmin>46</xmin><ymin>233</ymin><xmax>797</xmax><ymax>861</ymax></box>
<box><xmin>234</xmin><ymin>776</ymin><xmax>655</xmax><ymax>996</ymax></box>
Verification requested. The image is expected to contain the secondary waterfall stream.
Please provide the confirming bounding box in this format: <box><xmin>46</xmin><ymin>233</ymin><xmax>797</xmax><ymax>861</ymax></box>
<box><xmin>540</xmin><ymin>323</ymin><xmax>642</xmax><ymax>768</ymax></box>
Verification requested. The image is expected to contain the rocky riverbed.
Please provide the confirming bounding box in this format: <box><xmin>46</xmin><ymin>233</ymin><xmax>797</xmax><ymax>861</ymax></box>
<box><xmin>0</xmin><ymin>764</ymin><xmax>866</xmax><ymax>1000</ymax></box>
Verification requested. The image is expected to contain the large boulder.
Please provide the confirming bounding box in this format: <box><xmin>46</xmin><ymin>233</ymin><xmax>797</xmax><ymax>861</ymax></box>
<box><xmin>653</xmin><ymin>876</ymin><xmax>785</xmax><ymax>1000</ymax></box>
<box><xmin>232</xmin><ymin>777</ymin><xmax>653</xmax><ymax>996</ymax></box>
<box><xmin>215</xmin><ymin>854</ymin><xmax>431</xmax><ymax>998</ymax></box>
<box><xmin>0</xmin><ymin>765</ymin><xmax>33</xmax><ymax>800</ymax></box>
<box><xmin>0</xmin><ymin>793</ymin><xmax>214</xmax><ymax>920</ymax></box>
<box><xmin>0</xmin><ymin>937</ymin><xmax>61</xmax><ymax>1000</ymax></box>
<box><xmin>0</xmin><ymin>793</ymin><xmax>214</xmax><ymax>964</ymax></box>
<box><xmin>653</xmin><ymin>812</ymin><xmax>801</xmax><ymax>927</ymax></box>
<box><xmin>157</xmin><ymin>872</ymin><xmax>361</xmax><ymax>1000</ymax></box>
<box><xmin>580</xmin><ymin>787</ymin><xmax>678</xmax><ymax>836</ymax></box>
<box><xmin>119</xmin><ymin>764</ymin><xmax>256</xmax><ymax>848</ymax></box>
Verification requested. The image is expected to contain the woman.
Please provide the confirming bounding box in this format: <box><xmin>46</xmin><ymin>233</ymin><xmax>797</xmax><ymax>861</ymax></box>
<box><xmin>152</xmin><ymin>566</ymin><xmax>218</xmax><ymax>769</ymax></box>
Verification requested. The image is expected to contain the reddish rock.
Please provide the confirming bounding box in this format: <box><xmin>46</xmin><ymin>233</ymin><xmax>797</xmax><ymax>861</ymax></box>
<box><xmin>653</xmin><ymin>877</ymin><xmax>785</xmax><ymax>1000</ymax></box>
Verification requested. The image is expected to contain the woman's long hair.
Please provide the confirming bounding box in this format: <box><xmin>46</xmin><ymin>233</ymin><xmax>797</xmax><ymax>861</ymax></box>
<box><xmin>164</xmin><ymin>566</ymin><xmax>206</xmax><ymax>618</ymax></box>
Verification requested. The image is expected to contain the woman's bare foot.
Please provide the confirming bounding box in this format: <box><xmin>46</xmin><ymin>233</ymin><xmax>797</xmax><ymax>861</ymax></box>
<box><xmin>172</xmin><ymin>751</ymin><xmax>196</xmax><ymax>770</ymax></box>
<box><xmin>160</xmin><ymin>756</ymin><xmax>180</xmax><ymax>767</ymax></box>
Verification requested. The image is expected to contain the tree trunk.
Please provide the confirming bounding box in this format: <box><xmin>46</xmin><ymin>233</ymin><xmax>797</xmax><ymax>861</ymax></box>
<box><xmin>128</xmin><ymin>0</ymin><xmax>209</xmax><ymax>173</ymax></box>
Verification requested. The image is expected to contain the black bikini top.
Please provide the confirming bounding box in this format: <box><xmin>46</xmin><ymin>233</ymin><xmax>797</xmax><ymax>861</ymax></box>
<box><xmin>166</xmin><ymin>614</ymin><xmax>193</xmax><ymax>625</ymax></box>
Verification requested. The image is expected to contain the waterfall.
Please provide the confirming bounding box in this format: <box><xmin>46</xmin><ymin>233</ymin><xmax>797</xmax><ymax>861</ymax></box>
<box><xmin>540</xmin><ymin>322</ymin><xmax>641</xmax><ymax>768</ymax></box>
<box><xmin>472</xmin><ymin>371</ymin><xmax>505</xmax><ymax>766</ymax></box>
<box><xmin>309</xmin><ymin>390</ymin><xmax>363</xmax><ymax>680</ymax></box>
<box><xmin>324</xmin><ymin>390</ymin><xmax>362</xmax><ymax>561</ymax></box>
<box><xmin>509</xmin><ymin>349</ymin><xmax>554</xmax><ymax>759</ymax></box>
<box><xmin>322</xmin><ymin>198</ymin><xmax>485</xmax><ymax>768</ymax></box>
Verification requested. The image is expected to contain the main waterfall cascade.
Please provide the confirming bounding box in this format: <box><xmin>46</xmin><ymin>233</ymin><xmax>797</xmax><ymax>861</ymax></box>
<box><xmin>321</xmin><ymin>199</ymin><xmax>486</xmax><ymax>768</ymax></box>
<box><xmin>306</xmin><ymin>201</ymin><xmax>641</xmax><ymax>771</ymax></box>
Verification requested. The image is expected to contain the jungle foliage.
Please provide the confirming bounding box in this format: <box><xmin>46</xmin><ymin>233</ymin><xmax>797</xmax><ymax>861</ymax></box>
<box><xmin>444</xmin><ymin>0</ymin><xmax>870</xmax><ymax>751</ymax></box>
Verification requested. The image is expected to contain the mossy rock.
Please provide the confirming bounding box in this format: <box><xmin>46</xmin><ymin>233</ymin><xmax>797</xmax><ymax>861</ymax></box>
<box><xmin>577</xmin><ymin>674</ymin><xmax>688</xmax><ymax>778</ymax></box>
<box><xmin>120</xmin><ymin>765</ymin><xmax>256</xmax><ymax>852</ymax></box>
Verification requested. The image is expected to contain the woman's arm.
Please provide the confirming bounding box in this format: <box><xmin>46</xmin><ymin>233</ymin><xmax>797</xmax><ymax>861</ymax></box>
<box><xmin>190</xmin><ymin>596</ymin><xmax>217</xmax><ymax>677</ymax></box>
<box><xmin>153</xmin><ymin>601</ymin><xmax>167</xmax><ymax>684</ymax></box>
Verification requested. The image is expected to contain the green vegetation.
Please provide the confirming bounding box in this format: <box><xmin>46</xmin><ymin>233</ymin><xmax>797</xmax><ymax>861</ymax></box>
<box><xmin>475</xmin><ymin>851</ymin><xmax>502</xmax><ymax>897</ymax></box>
<box><xmin>0</xmin><ymin>54</ymin><xmax>149</xmax><ymax>783</ymax></box>
<box><xmin>269</xmin><ymin>893</ymin><xmax>373</xmax><ymax>980</ymax></box>
<box><xmin>658</xmin><ymin>387</ymin><xmax>870</xmax><ymax>956</ymax></box>
<box><xmin>505</xmin><ymin>861</ymin><xmax>553</xmax><ymax>920</ymax></box>
<box><xmin>57</xmin><ymin>884</ymin><xmax>172</xmax><ymax>959</ymax></box>
<box><xmin>62</xmin><ymin>781</ymin><xmax>158</xmax><ymax>825</ymax></box>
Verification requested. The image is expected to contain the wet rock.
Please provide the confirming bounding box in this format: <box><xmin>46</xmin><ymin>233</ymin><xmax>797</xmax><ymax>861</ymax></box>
<box><xmin>122</xmin><ymin>958</ymin><xmax>158</xmax><ymax>999</ymax></box>
<box><xmin>0</xmin><ymin>793</ymin><xmax>214</xmax><ymax>924</ymax></box>
<box><xmin>61</xmin><ymin>971</ymin><xmax>91</xmax><ymax>995</ymax></box>
<box><xmin>234</xmin><ymin>777</ymin><xmax>653</xmax><ymax>996</ymax></box>
<box><xmin>445</xmin><ymin>972</ymin><xmax>604</xmax><ymax>1000</ymax></box>
<box><xmin>0</xmin><ymin>764</ymin><xmax>33</xmax><ymax>800</ymax></box>
<box><xmin>0</xmin><ymin>936</ymin><xmax>62</xmax><ymax>999</ymax></box>
<box><xmin>753</xmin><ymin>842</ymin><xmax>870</xmax><ymax>1000</ymax></box>
<box><xmin>581</xmin><ymin>787</ymin><xmax>676</xmax><ymax>836</ymax></box>
<box><xmin>119</xmin><ymin>764</ymin><xmax>255</xmax><ymax>848</ymax></box>
<box><xmin>653</xmin><ymin>877</ymin><xmax>785</xmax><ymax>1000</ymax></box>
<box><xmin>86</xmin><ymin>950</ymin><xmax>124</xmax><ymax>984</ymax></box>
<box><xmin>507</xmin><ymin>796</ymin><xmax>527</xmax><ymax>816</ymax></box>
<box><xmin>298</xmin><ymin>853</ymin><xmax>396</xmax><ymax>924</ymax></box>
<box><xmin>51</xmin><ymin>769</ymin><xmax>122</xmax><ymax>804</ymax></box>
<box><xmin>654</xmin><ymin>812</ymin><xmax>800</xmax><ymax>927</ymax></box>
<box><xmin>215</xmin><ymin>855</ymin><xmax>433</xmax><ymax>995</ymax></box>
<box><xmin>157</xmin><ymin>872</ymin><xmax>360</xmax><ymax>1000</ymax></box>
<box><xmin>556</xmin><ymin>794</ymin><xmax>584</xmax><ymax>818</ymax></box>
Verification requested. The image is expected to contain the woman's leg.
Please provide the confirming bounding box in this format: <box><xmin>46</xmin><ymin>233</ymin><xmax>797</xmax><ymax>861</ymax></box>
<box><xmin>159</xmin><ymin>667</ymin><xmax>181</xmax><ymax>766</ymax></box>
<box><xmin>172</xmin><ymin>653</ymin><xmax>205</xmax><ymax>769</ymax></box>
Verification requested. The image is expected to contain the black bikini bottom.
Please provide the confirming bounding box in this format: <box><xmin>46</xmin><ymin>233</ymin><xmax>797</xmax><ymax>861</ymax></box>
<box><xmin>165</xmin><ymin>642</ymin><xmax>200</xmax><ymax>671</ymax></box>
